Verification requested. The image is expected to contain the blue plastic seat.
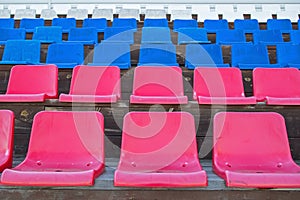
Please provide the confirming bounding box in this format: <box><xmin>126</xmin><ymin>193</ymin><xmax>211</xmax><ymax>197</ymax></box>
<box><xmin>0</xmin><ymin>18</ymin><xmax>14</xmax><ymax>28</ymax></box>
<box><xmin>253</xmin><ymin>30</ymin><xmax>285</xmax><ymax>45</ymax></box>
<box><xmin>52</xmin><ymin>18</ymin><xmax>76</xmax><ymax>33</ymax></box>
<box><xmin>112</xmin><ymin>18</ymin><xmax>137</xmax><ymax>30</ymax></box>
<box><xmin>103</xmin><ymin>27</ymin><xmax>134</xmax><ymax>44</ymax></box>
<box><xmin>173</xmin><ymin>19</ymin><xmax>198</xmax><ymax>31</ymax></box>
<box><xmin>231</xmin><ymin>43</ymin><xmax>280</xmax><ymax>69</ymax></box>
<box><xmin>204</xmin><ymin>19</ymin><xmax>229</xmax><ymax>33</ymax></box>
<box><xmin>234</xmin><ymin>19</ymin><xmax>260</xmax><ymax>33</ymax></box>
<box><xmin>89</xmin><ymin>43</ymin><xmax>131</xmax><ymax>69</ymax></box>
<box><xmin>143</xmin><ymin>18</ymin><xmax>168</xmax><ymax>27</ymax></box>
<box><xmin>19</xmin><ymin>18</ymin><xmax>44</xmax><ymax>33</ymax></box>
<box><xmin>267</xmin><ymin>19</ymin><xmax>293</xmax><ymax>34</ymax></box>
<box><xmin>177</xmin><ymin>28</ymin><xmax>210</xmax><ymax>44</ymax></box>
<box><xmin>141</xmin><ymin>27</ymin><xmax>171</xmax><ymax>44</ymax></box>
<box><xmin>32</xmin><ymin>26</ymin><xmax>62</xmax><ymax>43</ymax></box>
<box><xmin>277</xmin><ymin>44</ymin><xmax>300</xmax><ymax>68</ymax></box>
<box><xmin>68</xmin><ymin>27</ymin><xmax>98</xmax><ymax>45</ymax></box>
<box><xmin>0</xmin><ymin>28</ymin><xmax>26</xmax><ymax>45</ymax></box>
<box><xmin>290</xmin><ymin>30</ymin><xmax>300</xmax><ymax>45</ymax></box>
<box><xmin>83</xmin><ymin>18</ymin><xmax>107</xmax><ymax>32</ymax></box>
<box><xmin>216</xmin><ymin>29</ymin><xmax>248</xmax><ymax>45</ymax></box>
<box><xmin>185</xmin><ymin>44</ymin><xmax>229</xmax><ymax>69</ymax></box>
<box><xmin>0</xmin><ymin>40</ymin><xmax>40</xmax><ymax>65</ymax></box>
<box><xmin>138</xmin><ymin>44</ymin><xmax>178</xmax><ymax>66</ymax></box>
<box><xmin>46</xmin><ymin>43</ymin><xmax>84</xmax><ymax>68</ymax></box>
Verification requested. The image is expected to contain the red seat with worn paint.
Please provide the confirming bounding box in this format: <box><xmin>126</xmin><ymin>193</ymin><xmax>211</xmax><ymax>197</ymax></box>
<box><xmin>213</xmin><ymin>112</ymin><xmax>300</xmax><ymax>188</ymax></box>
<box><xmin>114</xmin><ymin>112</ymin><xmax>207</xmax><ymax>187</ymax></box>
<box><xmin>193</xmin><ymin>67</ymin><xmax>256</xmax><ymax>104</ymax></box>
<box><xmin>0</xmin><ymin>65</ymin><xmax>58</xmax><ymax>102</ymax></box>
<box><xmin>253</xmin><ymin>68</ymin><xmax>300</xmax><ymax>105</ymax></box>
<box><xmin>0</xmin><ymin>110</ymin><xmax>14</xmax><ymax>172</ymax></box>
<box><xmin>59</xmin><ymin>65</ymin><xmax>121</xmax><ymax>103</ymax></box>
<box><xmin>1</xmin><ymin>111</ymin><xmax>105</xmax><ymax>186</ymax></box>
<box><xmin>130</xmin><ymin>66</ymin><xmax>188</xmax><ymax>104</ymax></box>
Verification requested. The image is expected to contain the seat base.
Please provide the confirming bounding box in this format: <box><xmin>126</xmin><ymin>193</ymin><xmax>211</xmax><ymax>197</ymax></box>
<box><xmin>266</xmin><ymin>97</ymin><xmax>300</xmax><ymax>105</ymax></box>
<box><xmin>226</xmin><ymin>170</ymin><xmax>300</xmax><ymax>188</ymax></box>
<box><xmin>1</xmin><ymin>169</ymin><xmax>97</xmax><ymax>186</ymax></box>
<box><xmin>59</xmin><ymin>94</ymin><xmax>118</xmax><ymax>103</ymax></box>
<box><xmin>130</xmin><ymin>95</ymin><xmax>188</xmax><ymax>104</ymax></box>
<box><xmin>114</xmin><ymin>170</ymin><xmax>207</xmax><ymax>187</ymax></box>
<box><xmin>198</xmin><ymin>96</ymin><xmax>257</xmax><ymax>105</ymax></box>
<box><xmin>0</xmin><ymin>94</ymin><xmax>46</xmax><ymax>102</ymax></box>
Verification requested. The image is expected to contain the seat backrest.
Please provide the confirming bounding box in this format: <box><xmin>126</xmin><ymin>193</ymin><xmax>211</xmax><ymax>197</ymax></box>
<box><xmin>132</xmin><ymin>66</ymin><xmax>184</xmax><ymax>97</ymax></box>
<box><xmin>185</xmin><ymin>44</ymin><xmax>225</xmax><ymax>66</ymax></box>
<box><xmin>52</xmin><ymin>18</ymin><xmax>76</xmax><ymax>30</ymax></box>
<box><xmin>234</xmin><ymin>19</ymin><xmax>259</xmax><ymax>32</ymax></box>
<box><xmin>0</xmin><ymin>18</ymin><xmax>14</xmax><ymax>28</ymax></box>
<box><xmin>69</xmin><ymin>65</ymin><xmax>120</xmax><ymax>98</ymax></box>
<box><xmin>6</xmin><ymin>65</ymin><xmax>58</xmax><ymax>98</ymax></box>
<box><xmin>40</xmin><ymin>9</ymin><xmax>57</xmax><ymax>19</ymax></box>
<box><xmin>83</xmin><ymin>18</ymin><xmax>107</xmax><ymax>29</ymax></box>
<box><xmin>118</xmin><ymin>9</ymin><xmax>140</xmax><ymax>19</ymax></box>
<box><xmin>112</xmin><ymin>18</ymin><xmax>137</xmax><ymax>30</ymax></box>
<box><xmin>68</xmin><ymin>27</ymin><xmax>98</xmax><ymax>43</ymax></box>
<box><xmin>216</xmin><ymin>29</ymin><xmax>246</xmax><ymax>44</ymax></box>
<box><xmin>19</xmin><ymin>18</ymin><xmax>44</xmax><ymax>29</ymax></box>
<box><xmin>119</xmin><ymin>112</ymin><xmax>200</xmax><ymax>171</ymax></box>
<box><xmin>141</xmin><ymin>27</ymin><xmax>171</xmax><ymax>44</ymax></box>
<box><xmin>204</xmin><ymin>19</ymin><xmax>229</xmax><ymax>31</ymax></box>
<box><xmin>231</xmin><ymin>44</ymin><xmax>270</xmax><ymax>66</ymax></box>
<box><xmin>0</xmin><ymin>110</ymin><xmax>14</xmax><ymax>170</ymax></box>
<box><xmin>277</xmin><ymin>44</ymin><xmax>300</xmax><ymax>66</ymax></box>
<box><xmin>32</xmin><ymin>26</ymin><xmax>62</xmax><ymax>43</ymax></box>
<box><xmin>14</xmin><ymin>9</ymin><xmax>36</xmax><ymax>19</ymax></box>
<box><xmin>25</xmin><ymin>111</ymin><xmax>104</xmax><ymax>168</ymax></box>
<box><xmin>67</xmin><ymin>8</ymin><xmax>88</xmax><ymax>19</ymax></box>
<box><xmin>290</xmin><ymin>30</ymin><xmax>300</xmax><ymax>45</ymax></box>
<box><xmin>253</xmin><ymin>68</ymin><xmax>300</xmax><ymax>100</ymax></box>
<box><xmin>2</xmin><ymin>40</ymin><xmax>40</xmax><ymax>63</ymax></box>
<box><xmin>177</xmin><ymin>28</ymin><xmax>208</xmax><ymax>44</ymax></box>
<box><xmin>0</xmin><ymin>9</ymin><xmax>11</xmax><ymax>18</ymax></box>
<box><xmin>253</xmin><ymin>30</ymin><xmax>284</xmax><ymax>44</ymax></box>
<box><xmin>173</xmin><ymin>19</ymin><xmax>198</xmax><ymax>30</ymax></box>
<box><xmin>93</xmin><ymin>43</ymin><xmax>130</xmax><ymax>65</ymax></box>
<box><xmin>46</xmin><ymin>43</ymin><xmax>84</xmax><ymax>64</ymax></box>
<box><xmin>143</xmin><ymin>18</ymin><xmax>168</xmax><ymax>27</ymax></box>
<box><xmin>145</xmin><ymin>9</ymin><xmax>166</xmax><ymax>19</ymax></box>
<box><xmin>213</xmin><ymin>112</ymin><xmax>294</xmax><ymax>170</ymax></box>
<box><xmin>139</xmin><ymin>44</ymin><xmax>177</xmax><ymax>65</ymax></box>
<box><xmin>267</xmin><ymin>19</ymin><xmax>292</xmax><ymax>31</ymax></box>
<box><xmin>0</xmin><ymin>28</ymin><xmax>26</xmax><ymax>41</ymax></box>
<box><xmin>193</xmin><ymin>67</ymin><xmax>245</xmax><ymax>99</ymax></box>
<box><xmin>171</xmin><ymin>9</ymin><xmax>192</xmax><ymax>21</ymax></box>
<box><xmin>103</xmin><ymin>27</ymin><xmax>134</xmax><ymax>43</ymax></box>
<box><xmin>92</xmin><ymin>8</ymin><xmax>113</xmax><ymax>20</ymax></box>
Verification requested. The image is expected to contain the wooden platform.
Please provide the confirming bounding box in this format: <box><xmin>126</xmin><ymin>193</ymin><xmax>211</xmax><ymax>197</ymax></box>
<box><xmin>0</xmin><ymin>158</ymin><xmax>298</xmax><ymax>200</ymax></box>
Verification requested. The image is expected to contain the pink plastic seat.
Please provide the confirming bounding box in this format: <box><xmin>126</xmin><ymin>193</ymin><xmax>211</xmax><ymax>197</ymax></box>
<box><xmin>0</xmin><ymin>110</ymin><xmax>14</xmax><ymax>172</ymax></box>
<box><xmin>59</xmin><ymin>65</ymin><xmax>121</xmax><ymax>103</ymax></box>
<box><xmin>114</xmin><ymin>112</ymin><xmax>207</xmax><ymax>187</ymax></box>
<box><xmin>0</xmin><ymin>65</ymin><xmax>58</xmax><ymax>102</ymax></box>
<box><xmin>253</xmin><ymin>68</ymin><xmax>300</xmax><ymax>105</ymax></box>
<box><xmin>130</xmin><ymin>66</ymin><xmax>188</xmax><ymax>104</ymax></box>
<box><xmin>1</xmin><ymin>111</ymin><xmax>105</xmax><ymax>186</ymax></box>
<box><xmin>213</xmin><ymin>112</ymin><xmax>300</xmax><ymax>188</ymax></box>
<box><xmin>193</xmin><ymin>67</ymin><xmax>256</xmax><ymax>105</ymax></box>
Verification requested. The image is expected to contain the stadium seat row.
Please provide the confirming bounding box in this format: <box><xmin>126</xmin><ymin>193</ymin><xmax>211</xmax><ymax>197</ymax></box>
<box><xmin>1</xmin><ymin>65</ymin><xmax>300</xmax><ymax>105</ymax></box>
<box><xmin>1</xmin><ymin>40</ymin><xmax>300</xmax><ymax>70</ymax></box>
<box><xmin>0</xmin><ymin>110</ymin><xmax>299</xmax><ymax>188</ymax></box>
<box><xmin>1</xmin><ymin>7</ymin><xmax>299</xmax><ymax>22</ymax></box>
